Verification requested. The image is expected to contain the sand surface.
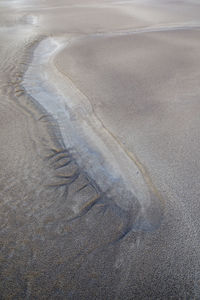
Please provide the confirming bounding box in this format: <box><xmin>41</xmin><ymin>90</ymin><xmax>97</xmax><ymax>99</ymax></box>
<box><xmin>1</xmin><ymin>0</ymin><xmax>200</xmax><ymax>298</ymax></box>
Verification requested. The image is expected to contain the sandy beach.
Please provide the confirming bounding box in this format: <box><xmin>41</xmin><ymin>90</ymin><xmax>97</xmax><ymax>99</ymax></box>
<box><xmin>1</xmin><ymin>0</ymin><xmax>200</xmax><ymax>298</ymax></box>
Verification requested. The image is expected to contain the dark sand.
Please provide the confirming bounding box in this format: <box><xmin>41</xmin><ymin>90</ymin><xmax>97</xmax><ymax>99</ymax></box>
<box><xmin>1</xmin><ymin>0</ymin><xmax>200</xmax><ymax>299</ymax></box>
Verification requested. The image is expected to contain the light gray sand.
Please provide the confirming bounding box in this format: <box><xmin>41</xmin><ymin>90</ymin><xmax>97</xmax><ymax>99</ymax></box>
<box><xmin>1</xmin><ymin>0</ymin><xmax>200</xmax><ymax>299</ymax></box>
<box><xmin>56</xmin><ymin>29</ymin><xmax>200</xmax><ymax>221</ymax></box>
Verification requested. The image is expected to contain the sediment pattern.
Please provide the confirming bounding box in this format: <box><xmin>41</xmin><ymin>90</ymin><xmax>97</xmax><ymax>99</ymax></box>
<box><xmin>1</xmin><ymin>0</ymin><xmax>200</xmax><ymax>299</ymax></box>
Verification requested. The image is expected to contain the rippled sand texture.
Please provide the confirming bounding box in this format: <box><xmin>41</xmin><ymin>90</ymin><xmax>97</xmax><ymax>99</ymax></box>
<box><xmin>1</xmin><ymin>0</ymin><xmax>200</xmax><ymax>299</ymax></box>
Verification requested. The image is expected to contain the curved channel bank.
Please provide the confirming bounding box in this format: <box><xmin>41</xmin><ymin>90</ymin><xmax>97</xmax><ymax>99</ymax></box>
<box><xmin>23</xmin><ymin>36</ymin><xmax>165</xmax><ymax>231</ymax></box>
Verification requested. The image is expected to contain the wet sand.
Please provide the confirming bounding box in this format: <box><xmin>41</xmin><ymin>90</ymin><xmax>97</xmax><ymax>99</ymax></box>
<box><xmin>1</xmin><ymin>0</ymin><xmax>200</xmax><ymax>299</ymax></box>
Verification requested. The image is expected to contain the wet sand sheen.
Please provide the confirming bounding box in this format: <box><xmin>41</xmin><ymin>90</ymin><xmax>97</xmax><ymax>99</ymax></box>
<box><xmin>1</xmin><ymin>0</ymin><xmax>200</xmax><ymax>298</ymax></box>
<box><xmin>23</xmin><ymin>36</ymin><xmax>164</xmax><ymax>230</ymax></box>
